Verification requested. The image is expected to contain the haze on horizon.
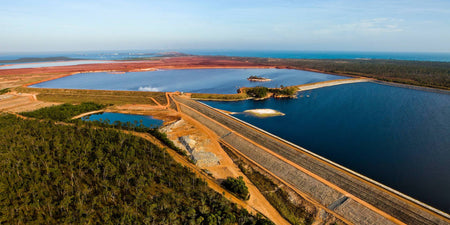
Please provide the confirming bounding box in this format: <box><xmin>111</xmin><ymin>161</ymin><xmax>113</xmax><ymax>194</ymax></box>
<box><xmin>1</xmin><ymin>0</ymin><xmax>449</xmax><ymax>53</ymax></box>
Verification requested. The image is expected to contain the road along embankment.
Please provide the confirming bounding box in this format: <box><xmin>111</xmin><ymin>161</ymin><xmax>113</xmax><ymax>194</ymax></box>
<box><xmin>295</xmin><ymin>78</ymin><xmax>373</xmax><ymax>91</ymax></box>
<box><xmin>173</xmin><ymin>96</ymin><xmax>450</xmax><ymax>225</ymax></box>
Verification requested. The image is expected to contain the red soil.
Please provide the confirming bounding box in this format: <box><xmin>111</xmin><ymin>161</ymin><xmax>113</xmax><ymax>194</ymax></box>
<box><xmin>0</xmin><ymin>56</ymin><xmax>270</xmax><ymax>84</ymax></box>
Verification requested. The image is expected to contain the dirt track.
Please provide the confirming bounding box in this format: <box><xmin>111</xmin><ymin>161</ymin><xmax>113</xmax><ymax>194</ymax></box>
<box><xmin>296</xmin><ymin>78</ymin><xmax>373</xmax><ymax>91</ymax></box>
<box><xmin>94</xmin><ymin>101</ymin><xmax>291</xmax><ymax>225</ymax></box>
<box><xmin>0</xmin><ymin>92</ymin><xmax>57</xmax><ymax>112</ymax></box>
<box><xmin>159</xmin><ymin>114</ymin><xmax>290</xmax><ymax>225</ymax></box>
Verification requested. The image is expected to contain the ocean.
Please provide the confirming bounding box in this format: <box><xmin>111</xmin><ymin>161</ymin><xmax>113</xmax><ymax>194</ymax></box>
<box><xmin>1</xmin><ymin>50</ymin><xmax>449</xmax><ymax>63</ymax></box>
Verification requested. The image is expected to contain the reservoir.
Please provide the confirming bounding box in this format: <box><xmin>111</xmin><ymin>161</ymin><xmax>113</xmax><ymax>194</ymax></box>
<box><xmin>31</xmin><ymin>68</ymin><xmax>449</xmax><ymax>213</ymax></box>
<box><xmin>202</xmin><ymin>82</ymin><xmax>450</xmax><ymax>213</ymax></box>
<box><xmin>30</xmin><ymin>68</ymin><xmax>348</xmax><ymax>93</ymax></box>
<box><xmin>82</xmin><ymin>112</ymin><xmax>163</xmax><ymax>128</ymax></box>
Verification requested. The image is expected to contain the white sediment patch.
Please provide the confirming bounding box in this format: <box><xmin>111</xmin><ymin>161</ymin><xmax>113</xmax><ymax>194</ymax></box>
<box><xmin>138</xmin><ymin>86</ymin><xmax>162</xmax><ymax>92</ymax></box>
<box><xmin>244</xmin><ymin>108</ymin><xmax>285</xmax><ymax>118</ymax></box>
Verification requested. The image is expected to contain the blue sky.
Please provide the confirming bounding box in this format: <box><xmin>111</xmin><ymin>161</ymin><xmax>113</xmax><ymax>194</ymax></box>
<box><xmin>1</xmin><ymin>0</ymin><xmax>449</xmax><ymax>52</ymax></box>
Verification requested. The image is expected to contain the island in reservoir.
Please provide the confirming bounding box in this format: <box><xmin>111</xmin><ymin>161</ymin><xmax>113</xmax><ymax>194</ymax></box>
<box><xmin>247</xmin><ymin>75</ymin><xmax>271</xmax><ymax>82</ymax></box>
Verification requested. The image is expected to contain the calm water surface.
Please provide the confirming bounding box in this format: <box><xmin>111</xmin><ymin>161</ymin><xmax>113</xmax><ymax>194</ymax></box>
<box><xmin>202</xmin><ymin>82</ymin><xmax>450</xmax><ymax>212</ymax></box>
<box><xmin>0</xmin><ymin>60</ymin><xmax>115</xmax><ymax>69</ymax></box>
<box><xmin>2</xmin><ymin>50</ymin><xmax>449</xmax><ymax>61</ymax></box>
<box><xmin>188</xmin><ymin>50</ymin><xmax>450</xmax><ymax>62</ymax></box>
<box><xmin>82</xmin><ymin>112</ymin><xmax>163</xmax><ymax>128</ymax></box>
<box><xmin>31</xmin><ymin>69</ymin><xmax>348</xmax><ymax>94</ymax></box>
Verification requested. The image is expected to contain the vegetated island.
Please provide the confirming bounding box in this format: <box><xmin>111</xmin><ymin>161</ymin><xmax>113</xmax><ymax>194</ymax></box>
<box><xmin>192</xmin><ymin>86</ymin><xmax>298</xmax><ymax>101</ymax></box>
<box><xmin>238</xmin><ymin>86</ymin><xmax>298</xmax><ymax>99</ymax></box>
<box><xmin>247</xmin><ymin>75</ymin><xmax>271</xmax><ymax>82</ymax></box>
<box><xmin>2</xmin><ymin>55</ymin><xmax>448</xmax><ymax>91</ymax></box>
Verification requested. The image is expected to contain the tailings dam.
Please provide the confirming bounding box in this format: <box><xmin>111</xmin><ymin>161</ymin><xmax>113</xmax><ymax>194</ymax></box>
<box><xmin>173</xmin><ymin>95</ymin><xmax>450</xmax><ymax>225</ymax></box>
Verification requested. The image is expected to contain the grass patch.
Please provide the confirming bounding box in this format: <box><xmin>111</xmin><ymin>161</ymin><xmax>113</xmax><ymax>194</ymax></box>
<box><xmin>17</xmin><ymin>87</ymin><xmax>167</xmax><ymax>105</ymax></box>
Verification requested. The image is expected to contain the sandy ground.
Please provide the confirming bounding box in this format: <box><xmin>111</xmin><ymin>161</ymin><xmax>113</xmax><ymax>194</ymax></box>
<box><xmin>107</xmin><ymin>97</ymin><xmax>289</xmax><ymax>224</ymax></box>
<box><xmin>296</xmin><ymin>78</ymin><xmax>373</xmax><ymax>91</ymax></box>
<box><xmin>0</xmin><ymin>91</ymin><xmax>57</xmax><ymax>112</ymax></box>
<box><xmin>244</xmin><ymin>109</ymin><xmax>285</xmax><ymax>117</ymax></box>
<box><xmin>159</xmin><ymin>113</ymin><xmax>290</xmax><ymax>225</ymax></box>
<box><xmin>106</xmin><ymin>104</ymin><xmax>180</xmax><ymax>125</ymax></box>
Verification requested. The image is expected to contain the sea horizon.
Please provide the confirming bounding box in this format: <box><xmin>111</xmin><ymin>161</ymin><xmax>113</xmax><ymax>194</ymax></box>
<box><xmin>1</xmin><ymin>50</ymin><xmax>450</xmax><ymax>62</ymax></box>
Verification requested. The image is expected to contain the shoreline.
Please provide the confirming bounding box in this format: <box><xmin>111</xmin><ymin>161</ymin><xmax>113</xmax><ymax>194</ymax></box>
<box><xmin>0</xmin><ymin>55</ymin><xmax>446</xmax><ymax>95</ymax></box>
<box><xmin>0</xmin><ymin>59</ymin><xmax>116</xmax><ymax>69</ymax></box>
<box><xmin>296</xmin><ymin>78</ymin><xmax>373</xmax><ymax>91</ymax></box>
<box><xmin>193</xmin><ymin>78</ymin><xmax>374</xmax><ymax>102</ymax></box>
<box><xmin>371</xmin><ymin>80</ymin><xmax>450</xmax><ymax>95</ymax></box>
<box><xmin>176</xmin><ymin>96</ymin><xmax>450</xmax><ymax>224</ymax></box>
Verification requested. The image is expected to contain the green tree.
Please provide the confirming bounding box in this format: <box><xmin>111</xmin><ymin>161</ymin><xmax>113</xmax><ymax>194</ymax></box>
<box><xmin>221</xmin><ymin>176</ymin><xmax>250</xmax><ymax>200</ymax></box>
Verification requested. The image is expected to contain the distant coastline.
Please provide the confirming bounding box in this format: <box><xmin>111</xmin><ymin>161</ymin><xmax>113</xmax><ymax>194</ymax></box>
<box><xmin>371</xmin><ymin>80</ymin><xmax>450</xmax><ymax>95</ymax></box>
<box><xmin>0</xmin><ymin>56</ymin><xmax>77</xmax><ymax>64</ymax></box>
<box><xmin>1</xmin><ymin>55</ymin><xmax>448</xmax><ymax>94</ymax></box>
<box><xmin>1</xmin><ymin>50</ymin><xmax>450</xmax><ymax>62</ymax></box>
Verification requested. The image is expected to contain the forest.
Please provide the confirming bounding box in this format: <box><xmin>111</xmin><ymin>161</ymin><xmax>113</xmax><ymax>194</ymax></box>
<box><xmin>231</xmin><ymin>57</ymin><xmax>450</xmax><ymax>90</ymax></box>
<box><xmin>0</xmin><ymin>114</ymin><xmax>273</xmax><ymax>224</ymax></box>
<box><xmin>77</xmin><ymin>118</ymin><xmax>187</xmax><ymax>156</ymax></box>
<box><xmin>21</xmin><ymin>102</ymin><xmax>106</xmax><ymax>121</ymax></box>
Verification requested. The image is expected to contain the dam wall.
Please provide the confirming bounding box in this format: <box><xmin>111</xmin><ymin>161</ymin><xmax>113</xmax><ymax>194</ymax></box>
<box><xmin>174</xmin><ymin>96</ymin><xmax>449</xmax><ymax>225</ymax></box>
<box><xmin>295</xmin><ymin>78</ymin><xmax>373</xmax><ymax>91</ymax></box>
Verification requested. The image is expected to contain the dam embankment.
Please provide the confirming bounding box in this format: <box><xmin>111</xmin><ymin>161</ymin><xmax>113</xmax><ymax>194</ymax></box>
<box><xmin>173</xmin><ymin>96</ymin><xmax>450</xmax><ymax>225</ymax></box>
<box><xmin>295</xmin><ymin>78</ymin><xmax>373</xmax><ymax>91</ymax></box>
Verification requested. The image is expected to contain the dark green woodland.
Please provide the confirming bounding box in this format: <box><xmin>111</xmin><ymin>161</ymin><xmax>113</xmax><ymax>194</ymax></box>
<box><xmin>230</xmin><ymin>57</ymin><xmax>450</xmax><ymax>90</ymax></box>
<box><xmin>21</xmin><ymin>102</ymin><xmax>106</xmax><ymax>122</ymax></box>
<box><xmin>0</xmin><ymin>114</ymin><xmax>272</xmax><ymax>224</ymax></box>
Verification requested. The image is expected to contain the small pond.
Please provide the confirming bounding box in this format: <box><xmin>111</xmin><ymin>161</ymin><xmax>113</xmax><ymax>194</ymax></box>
<box><xmin>82</xmin><ymin>112</ymin><xmax>163</xmax><ymax>128</ymax></box>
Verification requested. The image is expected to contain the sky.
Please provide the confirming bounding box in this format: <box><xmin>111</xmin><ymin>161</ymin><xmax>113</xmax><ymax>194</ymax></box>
<box><xmin>1</xmin><ymin>0</ymin><xmax>449</xmax><ymax>53</ymax></box>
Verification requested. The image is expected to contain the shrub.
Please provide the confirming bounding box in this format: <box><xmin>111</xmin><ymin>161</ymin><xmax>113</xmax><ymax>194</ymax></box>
<box><xmin>245</xmin><ymin>86</ymin><xmax>269</xmax><ymax>98</ymax></box>
<box><xmin>0</xmin><ymin>88</ymin><xmax>10</xmax><ymax>95</ymax></box>
<box><xmin>222</xmin><ymin>176</ymin><xmax>250</xmax><ymax>200</ymax></box>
